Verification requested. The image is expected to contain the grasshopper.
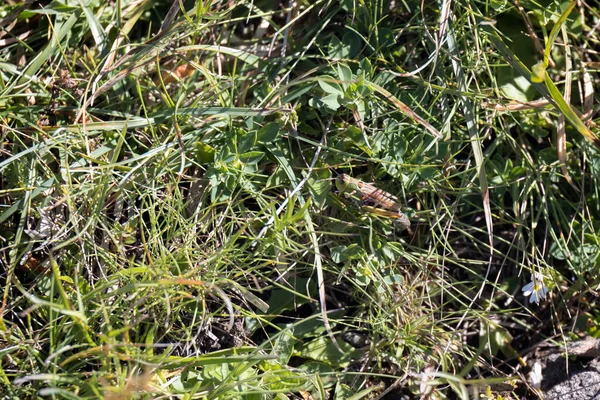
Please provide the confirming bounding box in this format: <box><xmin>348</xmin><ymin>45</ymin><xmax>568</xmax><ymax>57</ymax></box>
<box><xmin>336</xmin><ymin>174</ymin><xmax>411</xmax><ymax>230</ymax></box>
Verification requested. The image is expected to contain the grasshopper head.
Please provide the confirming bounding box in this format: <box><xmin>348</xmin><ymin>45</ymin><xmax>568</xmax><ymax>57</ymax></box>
<box><xmin>335</xmin><ymin>174</ymin><xmax>359</xmax><ymax>193</ymax></box>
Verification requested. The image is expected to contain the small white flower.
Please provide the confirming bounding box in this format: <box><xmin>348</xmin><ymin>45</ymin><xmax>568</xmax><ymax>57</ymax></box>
<box><xmin>530</xmin><ymin>361</ymin><xmax>543</xmax><ymax>389</ymax></box>
<box><xmin>522</xmin><ymin>272</ymin><xmax>548</xmax><ymax>305</ymax></box>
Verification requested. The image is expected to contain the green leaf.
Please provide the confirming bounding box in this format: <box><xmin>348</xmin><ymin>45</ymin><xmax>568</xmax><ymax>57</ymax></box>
<box><xmin>258</xmin><ymin>122</ymin><xmax>281</xmax><ymax>143</ymax></box>
<box><xmin>328</xmin><ymin>35</ymin><xmax>346</xmax><ymax>59</ymax></box>
<box><xmin>330</xmin><ymin>244</ymin><xmax>365</xmax><ymax>263</ymax></box>
<box><xmin>370</xmin><ymin>27</ymin><xmax>394</xmax><ymax>48</ymax></box>
<box><xmin>291</xmin><ymin>317</ymin><xmax>328</xmax><ymax>338</ymax></box>
<box><xmin>356</xmin><ymin>100</ymin><xmax>367</xmax><ymax>122</ymax></box>
<box><xmin>550</xmin><ymin>241</ymin><xmax>568</xmax><ymax>260</ymax></box>
<box><xmin>478</xmin><ymin>13</ymin><xmax>600</xmax><ymax>149</ymax></box>
<box><xmin>500</xmin><ymin>75</ymin><xmax>532</xmax><ymax>102</ymax></box>
<box><xmin>307</xmin><ymin>168</ymin><xmax>331</xmax><ymax>209</ymax></box>
<box><xmin>531</xmin><ymin>61</ymin><xmax>546</xmax><ymax>83</ymax></box>
<box><xmin>18</xmin><ymin>0</ymin><xmax>78</xmax><ymax>16</ymax></box>
<box><xmin>266</xmin><ymin>144</ymin><xmax>300</xmax><ymax>188</ymax></box>
<box><xmin>571</xmin><ymin>244</ymin><xmax>600</xmax><ymax>272</ymax></box>
<box><xmin>359</xmin><ymin>58</ymin><xmax>372</xmax><ymax>77</ymax></box>
<box><xmin>335</xmin><ymin>382</ymin><xmax>354</xmax><ymax>400</ymax></box>
<box><xmin>383</xmin><ymin>274</ymin><xmax>404</xmax><ymax>285</ymax></box>
<box><xmin>297</xmin><ymin>362</ymin><xmax>336</xmax><ymax>388</ymax></box>
<box><xmin>544</xmin><ymin>71</ymin><xmax>600</xmax><ymax>149</ymax></box>
<box><xmin>193</xmin><ymin>142</ymin><xmax>216</xmax><ymax>163</ymax></box>
<box><xmin>480</xmin><ymin>319</ymin><xmax>513</xmax><ymax>358</ymax></box>
<box><xmin>544</xmin><ymin>1</ymin><xmax>577</xmax><ymax>66</ymax></box>
<box><xmin>237</xmin><ymin>131</ymin><xmax>257</xmax><ymax>154</ymax></box>
<box><xmin>317</xmin><ymin>76</ymin><xmax>344</xmax><ymax>96</ymax></box>
<box><xmin>239</xmin><ymin>151</ymin><xmax>265</xmax><ymax>166</ymax></box>
<box><xmin>297</xmin><ymin>336</ymin><xmax>361</xmax><ymax>367</ymax></box>
<box><xmin>341</xmin><ymin>31</ymin><xmax>362</xmax><ymax>59</ymax></box>
<box><xmin>272</xmin><ymin>329</ymin><xmax>297</xmax><ymax>365</ymax></box>
<box><xmin>343</xmin><ymin>125</ymin><xmax>372</xmax><ymax>155</ymax></box>
<box><xmin>265</xmin><ymin>280</ymin><xmax>313</xmax><ymax>316</ymax></box>
<box><xmin>337</xmin><ymin>64</ymin><xmax>353</xmax><ymax>90</ymax></box>
<box><xmin>281</xmin><ymin>83</ymin><xmax>315</xmax><ymax>104</ymax></box>
<box><xmin>286</xmin><ymin>197</ymin><xmax>311</xmax><ymax>224</ymax></box>
<box><xmin>216</xmin><ymin>144</ymin><xmax>236</xmax><ymax>164</ymax></box>
<box><xmin>59</xmin><ymin>275</ymin><xmax>74</xmax><ymax>284</ymax></box>
<box><xmin>320</xmin><ymin>93</ymin><xmax>342</xmax><ymax>111</ymax></box>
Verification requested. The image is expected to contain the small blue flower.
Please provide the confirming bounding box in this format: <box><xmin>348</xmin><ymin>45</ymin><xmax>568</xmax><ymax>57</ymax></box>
<box><xmin>522</xmin><ymin>272</ymin><xmax>548</xmax><ymax>305</ymax></box>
